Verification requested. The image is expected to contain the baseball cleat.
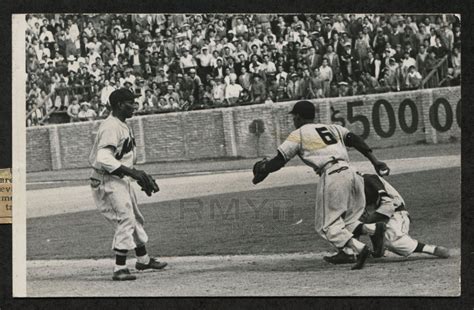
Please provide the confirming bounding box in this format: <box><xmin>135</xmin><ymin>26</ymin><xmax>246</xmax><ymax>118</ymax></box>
<box><xmin>135</xmin><ymin>257</ymin><xmax>168</xmax><ymax>271</ymax></box>
<box><xmin>433</xmin><ymin>246</ymin><xmax>450</xmax><ymax>258</ymax></box>
<box><xmin>351</xmin><ymin>246</ymin><xmax>370</xmax><ymax>270</ymax></box>
<box><xmin>112</xmin><ymin>268</ymin><xmax>136</xmax><ymax>281</ymax></box>
<box><xmin>324</xmin><ymin>251</ymin><xmax>356</xmax><ymax>264</ymax></box>
<box><xmin>370</xmin><ymin>222</ymin><xmax>387</xmax><ymax>258</ymax></box>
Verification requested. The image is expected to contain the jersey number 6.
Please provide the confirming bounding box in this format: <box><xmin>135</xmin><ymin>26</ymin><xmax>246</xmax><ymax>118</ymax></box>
<box><xmin>316</xmin><ymin>127</ymin><xmax>337</xmax><ymax>145</ymax></box>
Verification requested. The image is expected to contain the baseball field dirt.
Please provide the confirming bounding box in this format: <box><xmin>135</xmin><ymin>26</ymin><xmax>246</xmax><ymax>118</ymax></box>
<box><xmin>25</xmin><ymin>164</ymin><xmax>460</xmax><ymax>296</ymax></box>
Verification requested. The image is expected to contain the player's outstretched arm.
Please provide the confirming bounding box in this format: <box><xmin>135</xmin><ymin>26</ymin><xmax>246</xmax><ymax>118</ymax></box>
<box><xmin>344</xmin><ymin>132</ymin><xmax>390</xmax><ymax>176</ymax></box>
<box><xmin>252</xmin><ymin>151</ymin><xmax>286</xmax><ymax>185</ymax></box>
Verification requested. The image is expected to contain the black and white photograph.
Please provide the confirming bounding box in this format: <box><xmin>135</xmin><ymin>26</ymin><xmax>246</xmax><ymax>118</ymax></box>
<box><xmin>13</xmin><ymin>12</ymin><xmax>461</xmax><ymax>297</ymax></box>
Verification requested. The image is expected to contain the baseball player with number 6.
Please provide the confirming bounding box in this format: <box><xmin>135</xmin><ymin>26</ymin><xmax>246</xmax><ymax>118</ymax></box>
<box><xmin>252</xmin><ymin>100</ymin><xmax>390</xmax><ymax>270</ymax></box>
<box><xmin>89</xmin><ymin>88</ymin><xmax>167</xmax><ymax>281</ymax></box>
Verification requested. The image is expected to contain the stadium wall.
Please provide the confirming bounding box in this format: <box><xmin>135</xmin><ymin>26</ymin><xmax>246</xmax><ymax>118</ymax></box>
<box><xmin>26</xmin><ymin>86</ymin><xmax>461</xmax><ymax>172</ymax></box>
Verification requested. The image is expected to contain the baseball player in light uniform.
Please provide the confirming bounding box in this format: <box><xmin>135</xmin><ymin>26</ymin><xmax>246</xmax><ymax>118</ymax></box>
<box><xmin>324</xmin><ymin>173</ymin><xmax>450</xmax><ymax>264</ymax></box>
<box><xmin>252</xmin><ymin>100</ymin><xmax>390</xmax><ymax>270</ymax></box>
<box><xmin>89</xmin><ymin>88</ymin><xmax>166</xmax><ymax>281</ymax></box>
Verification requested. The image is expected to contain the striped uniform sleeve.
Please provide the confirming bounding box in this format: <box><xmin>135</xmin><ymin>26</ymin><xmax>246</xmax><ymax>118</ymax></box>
<box><xmin>277</xmin><ymin>129</ymin><xmax>301</xmax><ymax>162</ymax></box>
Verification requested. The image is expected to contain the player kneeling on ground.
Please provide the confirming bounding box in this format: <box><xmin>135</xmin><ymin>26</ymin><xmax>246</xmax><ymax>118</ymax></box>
<box><xmin>252</xmin><ymin>100</ymin><xmax>390</xmax><ymax>270</ymax></box>
<box><xmin>324</xmin><ymin>173</ymin><xmax>450</xmax><ymax>264</ymax></box>
<box><xmin>89</xmin><ymin>88</ymin><xmax>167</xmax><ymax>281</ymax></box>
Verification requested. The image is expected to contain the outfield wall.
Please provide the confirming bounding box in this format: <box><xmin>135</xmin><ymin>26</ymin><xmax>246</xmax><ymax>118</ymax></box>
<box><xmin>26</xmin><ymin>86</ymin><xmax>461</xmax><ymax>172</ymax></box>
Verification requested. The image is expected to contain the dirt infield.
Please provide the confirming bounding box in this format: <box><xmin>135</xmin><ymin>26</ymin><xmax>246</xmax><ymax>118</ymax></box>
<box><xmin>25</xmin><ymin>165</ymin><xmax>461</xmax><ymax>296</ymax></box>
<box><xmin>25</xmin><ymin>142</ymin><xmax>461</xmax><ymax>296</ymax></box>
<box><xmin>27</xmin><ymin>249</ymin><xmax>460</xmax><ymax>297</ymax></box>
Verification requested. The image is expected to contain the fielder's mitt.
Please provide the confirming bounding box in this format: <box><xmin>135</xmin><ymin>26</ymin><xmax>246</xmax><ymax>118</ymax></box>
<box><xmin>252</xmin><ymin>158</ymin><xmax>270</xmax><ymax>185</ymax></box>
<box><xmin>137</xmin><ymin>174</ymin><xmax>160</xmax><ymax>197</ymax></box>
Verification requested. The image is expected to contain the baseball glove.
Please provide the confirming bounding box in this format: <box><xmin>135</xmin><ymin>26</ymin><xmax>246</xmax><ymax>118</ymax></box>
<box><xmin>137</xmin><ymin>174</ymin><xmax>160</xmax><ymax>197</ymax></box>
<box><xmin>252</xmin><ymin>158</ymin><xmax>270</xmax><ymax>185</ymax></box>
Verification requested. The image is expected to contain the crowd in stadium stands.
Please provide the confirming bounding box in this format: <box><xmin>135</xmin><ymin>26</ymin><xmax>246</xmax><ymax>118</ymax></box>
<box><xmin>25</xmin><ymin>14</ymin><xmax>461</xmax><ymax>126</ymax></box>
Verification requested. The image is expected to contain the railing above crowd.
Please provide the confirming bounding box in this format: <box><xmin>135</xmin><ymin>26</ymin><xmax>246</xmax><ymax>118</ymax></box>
<box><xmin>25</xmin><ymin>13</ymin><xmax>461</xmax><ymax>126</ymax></box>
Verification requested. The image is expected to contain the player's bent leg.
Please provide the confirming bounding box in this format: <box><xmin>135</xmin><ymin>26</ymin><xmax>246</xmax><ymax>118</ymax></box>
<box><xmin>384</xmin><ymin>212</ymin><xmax>417</xmax><ymax>257</ymax></box>
<box><xmin>348</xmin><ymin>238</ymin><xmax>370</xmax><ymax>270</ymax></box>
<box><xmin>369</xmin><ymin>222</ymin><xmax>387</xmax><ymax>258</ymax></box>
<box><xmin>414</xmin><ymin>242</ymin><xmax>451</xmax><ymax>258</ymax></box>
<box><xmin>317</xmin><ymin>169</ymin><xmax>370</xmax><ymax>269</ymax></box>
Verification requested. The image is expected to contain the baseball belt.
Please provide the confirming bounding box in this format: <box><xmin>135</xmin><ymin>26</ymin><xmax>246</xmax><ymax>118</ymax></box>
<box><xmin>317</xmin><ymin>157</ymin><xmax>347</xmax><ymax>176</ymax></box>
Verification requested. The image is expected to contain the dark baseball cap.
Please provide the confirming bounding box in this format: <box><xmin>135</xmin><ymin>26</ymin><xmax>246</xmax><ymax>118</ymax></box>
<box><xmin>289</xmin><ymin>100</ymin><xmax>315</xmax><ymax>119</ymax></box>
<box><xmin>109</xmin><ymin>88</ymin><xmax>140</xmax><ymax>108</ymax></box>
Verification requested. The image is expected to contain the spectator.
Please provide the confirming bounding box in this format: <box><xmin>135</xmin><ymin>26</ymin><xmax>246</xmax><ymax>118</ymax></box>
<box><xmin>179</xmin><ymin>48</ymin><xmax>196</xmax><ymax>72</ymax></box>
<box><xmin>238</xmin><ymin>66</ymin><xmax>252</xmax><ymax>91</ymax></box>
<box><xmin>298</xmin><ymin>68</ymin><xmax>314</xmax><ymax>99</ymax></box>
<box><xmin>212</xmin><ymin>57</ymin><xmax>226</xmax><ymax>79</ymax></box>
<box><xmin>349</xmin><ymin>80</ymin><xmax>359</xmax><ymax>96</ymax></box>
<box><xmin>416</xmin><ymin>45</ymin><xmax>428</xmax><ymax>76</ymax></box>
<box><xmin>275</xmin><ymin>77</ymin><xmax>288</xmax><ymax>102</ymax></box>
<box><xmin>425</xmin><ymin>49</ymin><xmax>439</xmax><ymax>76</ymax></box>
<box><xmin>453</xmin><ymin>24</ymin><xmax>461</xmax><ymax>47</ymax></box>
<box><xmin>338</xmin><ymin>81</ymin><xmax>350</xmax><ymax>97</ymax></box>
<box><xmin>164</xmin><ymin>85</ymin><xmax>180</xmax><ymax>105</ymax></box>
<box><xmin>319</xmin><ymin>58</ymin><xmax>333</xmax><ymax>97</ymax></box>
<box><xmin>259</xmin><ymin>53</ymin><xmax>277</xmax><ymax>81</ymax></box>
<box><xmin>328</xmin><ymin>82</ymin><xmax>339</xmax><ymax>97</ymax></box>
<box><xmin>233</xmin><ymin>17</ymin><xmax>249</xmax><ymax>36</ymax></box>
<box><xmin>27</xmin><ymin>102</ymin><xmax>44</xmax><ymax>126</ymax></box>
<box><xmin>225</xmin><ymin>75</ymin><xmax>243</xmax><ymax>105</ymax></box>
<box><xmin>100</xmin><ymin>79</ymin><xmax>116</xmax><ymax>105</ymax></box>
<box><xmin>142</xmin><ymin>89</ymin><xmax>158</xmax><ymax>110</ymax></box>
<box><xmin>196</xmin><ymin>46</ymin><xmax>213</xmax><ymax>82</ymax></box>
<box><xmin>401</xmin><ymin>51</ymin><xmax>417</xmax><ymax>78</ymax></box>
<box><xmin>340</xmin><ymin>42</ymin><xmax>356</xmax><ymax>80</ymax></box>
<box><xmin>188</xmin><ymin>68</ymin><xmax>203</xmax><ymax>99</ymax></box>
<box><xmin>77</xmin><ymin>102</ymin><xmax>97</xmax><ymax>121</ymax></box>
<box><xmin>167</xmin><ymin>96</ymin><xmax>181</xmax><ymax>110</ymax></box>
<box><xmin>384</xmin><ymin>57</ymin><xmax>401</xmax><ymax>91</ymax></box>
<box><xmin>248</xmin><ymin>54</ymin><xmax>262</xmax><ymax>74</ymax></box>
<box><xmin>449</xmin><ymin>46</ymin><xmax>461</xmax><ymax>81</ymax></box>
<box><xmin>24</xmin><ymin>14</ymin><xmax>461</xmax><ymax>126</ymax></box>
<box><xmin>362</xmin><ymin>71</ymin><xmax>380</xmax><ymax>93</ymax></box>
<box><xmin>67</xmin><ymin>97</ymin><xmax>81</xmax><ymax>122</ymax></box>
<box><xmin>250</xmin><ymin>74</ymin><xmax>266</xmax><ymax>103</ymax></box>
<box><xmin>405</xmin><ymin>65</ymin><xmax>422</xmax><ymax>89</ymax></box>
<box><xmin>323</xmin><ymin>45</ymin><xmax>340</xmax><ymax>82</ymax></box>
<box><xmin>310</xmin><ymin>67</ymin><xmax>324</xmax><ymax>98</ymax></box>
<box><xmin>286</xmin><ymin>73</ymin><xmax>300</xmax><ymax>100</ymax></box>
<box><xmin>211</xmin><ymin>78</ymin><xmax>226</xmax><ymax>105</ymax></box>
<box><xmin>306</xmin><ymin>47</ymin><xmax>321</xmax><ymax>71</ymax></box>
<box><xmin>90</xmin><ymin>95</ymin><xmax>101</xmax><ymax>113</ymax></box>
<box><xmin>354</xmin><ymin>31</ymin><xmax>371</xmax><ymax>71</ymax></box>
<box><xmin>433</xmin><ymin>37</ymin><xmax>449</xmax><ymax>58</ymax></box>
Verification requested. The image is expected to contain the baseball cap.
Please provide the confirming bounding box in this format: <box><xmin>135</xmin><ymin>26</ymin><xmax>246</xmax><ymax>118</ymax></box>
<box><xmin>289</xmin><ymin>100</ymin><xmax>315</xmax><ymax>119</ymax></box>
<box><xmin>109</xmin><ymin>88</ymin><xmax>139</xmax><ymax>108</ymax></box>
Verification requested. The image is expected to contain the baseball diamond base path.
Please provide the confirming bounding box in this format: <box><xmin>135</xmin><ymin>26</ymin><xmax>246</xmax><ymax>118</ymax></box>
<box><xmin>27</xmin><ymin>249</ymin><xmax>460</xmax><ymax>297</ymax></box>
